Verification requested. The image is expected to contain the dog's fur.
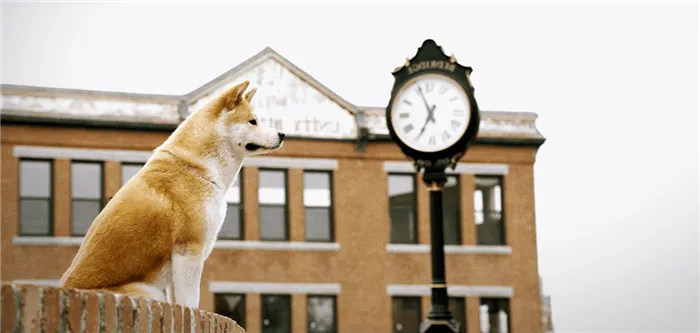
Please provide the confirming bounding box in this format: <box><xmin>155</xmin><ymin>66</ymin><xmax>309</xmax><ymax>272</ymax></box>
<box><xmin>59</xmin><ymin>80</ymin><xmax>284</xmax><ymax>308</ymax></box>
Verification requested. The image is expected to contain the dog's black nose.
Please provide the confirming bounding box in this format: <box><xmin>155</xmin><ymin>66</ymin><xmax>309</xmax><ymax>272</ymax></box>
<box><xmin>278</xmin><ymin>132</ymin><xmax>286</xmax><ymax>141</ymax></box>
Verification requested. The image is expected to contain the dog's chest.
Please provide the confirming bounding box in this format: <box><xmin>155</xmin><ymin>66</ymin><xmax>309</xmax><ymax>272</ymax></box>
<box><xmin>202</xmin><ymin>198</ymin><xmax>227</xmax><ymax>258</ymax></box>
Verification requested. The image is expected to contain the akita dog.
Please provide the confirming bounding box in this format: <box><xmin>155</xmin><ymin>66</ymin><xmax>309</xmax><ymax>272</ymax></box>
<box><xmin>60</xmin><ymin>80</ymin><xmax>285</xmax><ymax>308</ymax></box>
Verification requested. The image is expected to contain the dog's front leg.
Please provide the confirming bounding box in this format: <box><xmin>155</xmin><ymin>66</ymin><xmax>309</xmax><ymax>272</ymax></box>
<box><xmin>165</xmin><ymin>284</ymin><xmax>174</xmax><ymax>304</ymax></box>
<box><xmin>171</xmin><ymin>251</ymin><xmax>204</xmax><ymax>309</ymax></box>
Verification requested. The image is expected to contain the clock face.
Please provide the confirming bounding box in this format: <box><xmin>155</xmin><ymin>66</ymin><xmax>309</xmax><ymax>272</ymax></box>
<box><xmin>390</xmin><ymin>73</ymin><xmax>471</xmax><ymax>153</ymax></box>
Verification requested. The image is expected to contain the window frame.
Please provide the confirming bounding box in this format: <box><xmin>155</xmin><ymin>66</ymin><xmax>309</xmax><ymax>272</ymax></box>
<box><xmin>448</xmin><ymin>296</ymin><xmax>466</xmax><ymax>330</ymax></box>
<box><xmin>480</xmin><ymin>297</ymin><xmax>511</xmax><ymax>333</ymax></box>
<box><xmin>18</xmin><ymin>158</ymin><xmax>54</xmax><ymax>237</ymax></box>
<box><xmin>474</xmin><ymin>175</ymin><xmax>506</xmax><ymax>246</ymax></box>
<box><xmin>258</xmin><ymin>168</ymin><xmax>290</xmax><ymax>241</ymax></box>
<box><xmin>70</xmin><ymin>160</ymin><xmax>105</xmax><ymax>237</ymax></box>
<box><xmin>213</xmin><ymin>293</ymin><xmax>246</xmax><ymax>329</ymax></box>
<box><xmin>120</xmin><ymin>162</ymin><xmax>145</xmax><ymax>187</ymax></box>
<box><xmin>260</xmin><ymin>293</ymin><xmax>292</xmax><ymax>333</ymax></box>
<box><xmin>219</xmin><ymin>168</ymin><xmax>245</xmax><ymax>240</ymax></box>
<box><xmin>387</xmin><ymin>173</ymin><xmax>419</xmax><ymax>244</ymax></box>
<box><xmin>443</xmin><ymin>174</ymin><xmax>462</xmax><ymax>245</ymax></box>
<box><xmin>391</xmin><ymin>296</ymin><xmax>422</xmax><ymax>333</ymax></box>
<box><xmin>306</xmin><ymin>294</ymin><xmax>337</xmax><ymax>333</ymax></box>
<box><xmin>303</xmin><ymin>170</ymin><xmax>335</xmax><ymax>243</ymax></box>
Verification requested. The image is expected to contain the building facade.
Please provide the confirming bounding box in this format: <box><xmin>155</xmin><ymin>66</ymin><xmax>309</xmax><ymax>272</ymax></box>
<box><xmin>1</xmin><ymin>47</ymin><xmax>547</xmax><ymax>333</ymax></box>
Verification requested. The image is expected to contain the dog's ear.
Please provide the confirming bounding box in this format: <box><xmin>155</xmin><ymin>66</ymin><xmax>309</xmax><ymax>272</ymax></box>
<box><xmin>244</xmin><ymin>87</ymin><xmax>257</xmax><ymax>103</ymax></box>
<box><xmin>221</xmin><ymin>80</ymin><xmax>250</xmax><ymax>110</ymax></box>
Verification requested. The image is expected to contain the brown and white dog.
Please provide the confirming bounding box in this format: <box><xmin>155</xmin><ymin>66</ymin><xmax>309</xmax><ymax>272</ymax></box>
<box><xmin>59</xmin><ymin>80</ymin><xmax>284</xmax><ymax>308</ymax></box>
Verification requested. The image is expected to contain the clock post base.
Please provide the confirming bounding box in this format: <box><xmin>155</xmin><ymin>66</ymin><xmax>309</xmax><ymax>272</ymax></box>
<box><xmin>419</xmin><ymin>318</ymin><xmax>462</xmax><ymax>333</ymax></box>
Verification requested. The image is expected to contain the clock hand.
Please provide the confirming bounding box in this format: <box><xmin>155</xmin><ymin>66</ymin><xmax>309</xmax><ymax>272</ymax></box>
<box><xmin>416</xmin><ymin>86</ymin><xmax>432</xmax><ymax>112</ymax></box>
<box><xmin>427</xmin><ymin>105</ymin><xmax>437</xmax><ymax>123</ymax></box>
<box><xmin>415</xmin><ymin>104</ymin><xmax>437</xmax><ymax>140</ymax></box>
<box><xmin>416</xmin><ymin>86</ymin><xmax>438</xmax><ymax>124</ymax></box>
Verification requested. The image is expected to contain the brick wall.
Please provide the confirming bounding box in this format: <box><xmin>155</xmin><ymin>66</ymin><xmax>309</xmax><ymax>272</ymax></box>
<box><xmin>1</xmin><ymin>283</ymin><xmax>245</xmax><ymax>333</ymax></box>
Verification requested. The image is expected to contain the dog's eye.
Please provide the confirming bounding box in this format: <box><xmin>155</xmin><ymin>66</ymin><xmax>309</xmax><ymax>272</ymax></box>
<box><xmin>249</xmin><ymin>119</ymin><xmax>257</xmax><ymax>125</ymax></box>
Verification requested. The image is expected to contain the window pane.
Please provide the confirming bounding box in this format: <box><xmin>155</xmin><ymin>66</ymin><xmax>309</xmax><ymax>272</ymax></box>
<box><xmin>261</xmin><ymin>295</ymin><xmax>291</xmax><ymax>333</ymax></box>
<box><xmin>480</xmin><ymin>298</ymin><xmax>510</xmax><ymax>333</ymax></box>
<box><xmin>214</xmin><ymin>294</ymin><xmax>245</xmax><ymax>328</ymax></box>
<box><xmin>308</xmin><ymin>296</ymin><xmax>336</xmax><ymax>333</ymax></box>
<box><xmin>305</xmin><ymin>207</ymin><xmax>331</xmax><ymax>241</ymax></box>
<box><xmin>449</xmin><ymin>297</ymin><xmax>466</xmax><ymax>330</ymax></box>
<box><xmin>71</xmin><ymin>200</ymin><xmax>101</xmax><ymax>236</ymax></box>
<box><xmin>259</xmin><ymin>170</ymin><xmax>286</xmax><ymax>205</ymax></box>
<box><xmin>388</xmin><ymin>174</ymin><xmax>414</xmax><ymax>197</ymax></box>
<box><xmin>259</xmin><ymin>170</ymin><xmax>286</xmax><ymax>188</ymax></box>
<box><xmin>443</xmin><ymin>176</ymin><xmax>461</xmax><ymax>245</ymax></box>
<box><xmin>121</xmin><ymin>164</ymin><xmax>143</xmax><ymax>186</ymax></box>
<box><xmin>304</xmin><ymin>172</ymin><xmax>331</xmax><ymax>207</ymax></box>
<box><xmin>475</xmin><ymin>176</ymin><xmax>505</xmax><ymax>245</ymax></box>
<box><xmin>225</xmin><ymin>176</ymin><xmax>242</xmax><ymax>203</ymax></box>
<box><xmin>19</xmin><ymin>160</ymin><xmax>51</xmax><ymax>198</ymax></box>
<box><xmin>259</xmin><ymin>188</ymin><xmax>286</xmax><ymax>205</ymax></box>
<box><xmin>219</xmin><ymin>204</ymin><xmax>242</xmax><ymax>239</ymax></box>
<box><xmin>473</xmin><ymin>189</ymin><xmax>484</xmax><ymax>225</ymax></box>
<box><xmin>72</xmin><ymin>162</ymin><xmax>102</xmax><ymax>199</ymax></box>
<box><xmin>19</xmin><ymin>199</ymin><xmax>51</xmax><ymax>235</ymax></box>
<box><xmin>304</xmin><ymin>188</ymin><xmax>331</xmax><ymax>207</ymax></box>
<box><xmin>392</xmin><ymin>297</ymin><xmax>421</xmax><ymax>333</ymax></box>
<box><xmin>260</xmin><ymin>206</ymin><xmax>286</xmax><ymax>240</ymax></box>
<box><xmin>390</xmin><ymin>206</ymin><xmax>416</xmax><ymax>244</ymax></box>
<box><xmin>388</xmin><ymin>175</ymin><xmax>416</xmax><ymax>244</ymax></box>
<box><xmin>304</xmin><ymin>172</ymin><xmax>330</xmax><ymax>189</ymax></box>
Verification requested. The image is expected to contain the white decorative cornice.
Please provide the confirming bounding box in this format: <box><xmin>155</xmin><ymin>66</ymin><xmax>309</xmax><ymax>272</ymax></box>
<box><xmin>1</xmin><ymin>47</ymin><xmax>545</xmax><ymax>144</ymax></box>
<box><xmin>1</xmin><ymin>85</ymin><xmax>181</xmax><ymax>125</ymax></box>
<box><xmin>358</xmin><ymin>107</ymin><xmax>545</xmax><ymax>142</ymax></box>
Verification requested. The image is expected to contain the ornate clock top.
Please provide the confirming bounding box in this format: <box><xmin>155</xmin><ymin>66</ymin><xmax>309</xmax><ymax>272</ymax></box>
<box><xmin>385</xmin><ymin>39</ymin><xmax>481</xmax><ymax>172</ymax></box>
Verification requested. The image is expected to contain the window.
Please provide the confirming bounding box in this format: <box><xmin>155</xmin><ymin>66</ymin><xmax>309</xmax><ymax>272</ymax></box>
<box><xmin>214</xmin><ymin>294</ymin><xmax>246</xmax><ymax>328</ymax></box>
<box><xmin>480</xmin><ymin>298</ymin><xmax>510</xmax><ymax>333</ymax></box>
<box><xmin>71</xmin><ymin>162</ymin><xmax>104</xmax><ymax>236</ymax></box>
<box><xmin>388</xmin><ymin>174</ymin><xmax>417</xmax><ymax>244</ymax></box>
<box><xmin>121</xmin><ymin>163</ymin><xmax>144</xmax><ymax>186</ymax></box>
<box><xmin>304</xmin><ymin>171</ymin><xmax>333</xmax><ymax>242</ymax></box>
<box><xmin>18</xmin><ymin>159</ymin><xmax>53</xmax><ymax>236</ymax></box>
<box><xmin>261</xmin><ymin>294</ymin><xmax>291</xmax><ymax>333</ymax></box>
<box><xmin>392</xmin><ymin>296</ymin><xmax>421</xmax><ymax>333</ymax></box>
<box><xmin>258</xmin><ymin>170</ymin><xmax>288</xmax><ymax>241</ymax></box>
<box><xmin>449</xmin><ymin>297</ymin><xmax>466</xmax><ymax>330</ymax></box>
<box><xmin>474</xmin><ymin>176</ymin><xmax>505</xmax><ymax>245</ymax></box>
<box><xmin>443</xmin><ymin>175</ymin><xmax>461</xmax><ymax>245</ymax></box>
<box><xmin>307</xmin><ymin>295</ymin><xmax>336</xmax><ymax>333</ymax></box>
<box><xmin>220</xmin><ymin>170</ymin><xmax>243</xmax><ymax>240</ymax></box>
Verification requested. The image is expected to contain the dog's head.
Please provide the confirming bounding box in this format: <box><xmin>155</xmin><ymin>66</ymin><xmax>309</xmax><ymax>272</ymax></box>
<box><xmin>205</xmin><ymin>80</ymin><xmax>285</xmax><ymax>157</ymax></box>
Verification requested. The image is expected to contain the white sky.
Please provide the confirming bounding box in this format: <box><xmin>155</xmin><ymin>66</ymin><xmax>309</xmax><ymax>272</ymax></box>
<box><xmin>2</xmin><ymin>1</ymin><xmax>699</xmax><ymax>332</ymax></box>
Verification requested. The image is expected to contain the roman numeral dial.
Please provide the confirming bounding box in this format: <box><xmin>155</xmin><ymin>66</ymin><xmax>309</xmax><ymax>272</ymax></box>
<box><xmin>390</xmin><ymin>74</ymin><xmax>471</xmax><ymax>153</ymax></box>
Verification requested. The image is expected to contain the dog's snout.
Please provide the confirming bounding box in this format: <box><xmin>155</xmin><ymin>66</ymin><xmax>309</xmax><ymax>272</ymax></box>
<box><xmin>278</xmin><ymin>132</ymin><xmax>286</xmax><ymax>141</ymax></box>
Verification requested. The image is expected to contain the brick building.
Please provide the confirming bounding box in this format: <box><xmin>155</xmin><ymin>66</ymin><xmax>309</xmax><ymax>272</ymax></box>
<box><xmin>1</xmin><ymin>47</ymin><xmax>548</xmax><ymax>333</ymax></box>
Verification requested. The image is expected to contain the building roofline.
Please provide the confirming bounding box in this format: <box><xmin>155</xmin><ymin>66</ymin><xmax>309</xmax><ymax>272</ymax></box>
<box><xmin>1</xmin><ymin>46</ymin><xmax>546</xmax><ymax>146</ymax></box>
<box><xmin>0</xmin><ymin>115</ymin><xmax>546</xmax><ymax>147</ymax></box>
<box><xmin>0</xmin><ymin>83</ymin><xmax>182</xmax><ymax>103</ymax></box>
<box><xmin>358</xmin><ymin>105</ymin><xmax>541</xmax><ymax>119</ymax></box>
<box><xmin>183</xmin><ymin>46</ymin><xmax>358</xmax><ymax>114</ymax></box>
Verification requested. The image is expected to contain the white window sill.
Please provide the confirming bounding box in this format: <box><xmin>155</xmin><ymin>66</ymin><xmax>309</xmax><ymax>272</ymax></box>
<box><xmin>386</xmin><ymin>244</ymin><xmax>512</xmax><ymax>255</ymax></box>
<box><xmin>13</xmin><ymin>236</ymin><xmax>340</xmax><ymax>252</ymax></box>
<box><xmin>209</xmin><ymin>281</ymin><xmax>341</xmax><ymax>295</ymax></box>
<box><xmin>13</xmin><ymin>236</ymin><xmax>84</xmax><ymax>246</ymax></box>
<box><xmin>214</xmin><ymin>240</ymin><xmax>340</xmax><ymax>252</ymax></box>
<box><xmin>387</xmin><ymin>284</ymin><xmax>513</xmax><ymax>298</ymax></box>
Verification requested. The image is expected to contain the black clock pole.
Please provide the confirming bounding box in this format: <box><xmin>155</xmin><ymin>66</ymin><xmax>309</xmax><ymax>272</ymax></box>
<box><xmin>385</xmin><ymin>38</ymin><xmax>479</xmax><ymax>333</ymax></box>
<box><xmin>420</xmin><ymin>166</ymin><xmax>461</xmax><ymax>333</ymax></box>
